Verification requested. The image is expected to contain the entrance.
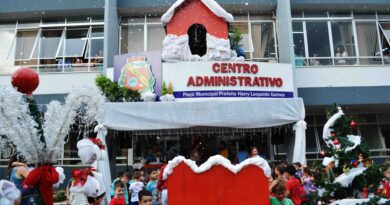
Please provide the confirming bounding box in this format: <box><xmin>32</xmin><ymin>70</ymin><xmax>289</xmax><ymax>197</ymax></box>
<box><xmin>187</xmin><ymin>24</ymin><xmax>207</xmax><ymax>56</ymax></box>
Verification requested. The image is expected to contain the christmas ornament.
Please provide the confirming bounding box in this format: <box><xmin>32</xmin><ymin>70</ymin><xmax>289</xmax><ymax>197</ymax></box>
<box><xmin>331</xmin><ymin>132</ymin><xmax>336</xmax><ymax>137</ymax></box>
<box><xmin>362</xmin><ymin>187</ymin><xmax>368</xmax><ymax>198</ymax></box>
<box><xmin>11</xmin><ymin>68</ymin><xmax>39</xmax><ymax>96</ymax></box>
<box><xmin>320</xmin><ymin>150</ymin><xmax>326</xmax><ymax>157</ymax></box>
<box><xmin>350</xmin><ymin>121</ymin><xmax>357</xmax><ymax>128</ymax></box>
<box><xmin>333</xmin><ymin>139</ymin><xmax>340</xmax><ymax>145</ymax></box>
<box><xmin>352</xmin><ymin>160</ymin><xmax>358</xmax><ymax>167</ymax></box>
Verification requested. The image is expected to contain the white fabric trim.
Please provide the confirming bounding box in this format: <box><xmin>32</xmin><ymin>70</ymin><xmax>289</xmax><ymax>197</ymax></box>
<box><xmin>102</xmin><ymin>98</ymin><xmax>305</xmax><ymax>130</ymax></box>
<box><xmin>293</xmin><ymin>120</ymin><xmax>307</xmax><ymax>164</ymax></box>
<box><xmin>330</xmin><ymin>198</ymin><xmax>388</xmax><ymax>205</ymax></box>
<box><xmin>161</xmin><ymin>0</ymin><xmax>234</xmax><ymax>24</ymax></box>
<box><xmin>163</xmin><ymin>155</ymin><xmax>271</xmax><ymax>180</ymax></box>
<box><xmin>333</xmin><ymin>167</ymin><xmax>366</xmax><ymax>187</ymax></box>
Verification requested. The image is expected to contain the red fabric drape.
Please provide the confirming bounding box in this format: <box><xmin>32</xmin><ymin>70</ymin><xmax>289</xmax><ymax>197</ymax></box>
<box><xmin>23</xmin><ymin>165</ymin><xmax>59</xmax><ymax>205</ymax></box>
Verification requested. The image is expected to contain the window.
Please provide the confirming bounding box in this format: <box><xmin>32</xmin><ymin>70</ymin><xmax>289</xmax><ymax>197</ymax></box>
<box><xmin>331</xmin><ymin>21</ymin><xmax>356</xmax><ymax>65</ymax></box>
<box><xmin>0</xmin><ymin>17</ymin><xmax>104</xmax><ymax>74</ymax></box>
<box><xmin>0</xmin><ymin>27</ymin><xmax>16</xmax><ymax>69</ymax></box>
<box><xmin>32</xmin><ymin>29</ymin><xmax>63</xmax><ymax>59</ymax></box>
<box><xmin>15</xmin><ymin>30</ymin><xmax>38</xmax><ymax>60</ymax></box>
<box><xmin>147</xmin><ymin>24</ymin><xmax>165</xmax><ymax>51</ymax></box>
<box><xmin>306</xmin><ymin>22</ymin><xmax>332</xmax><ymax>65</ymax></box>
<box><xmin>292</xmin><ymin>12</ymin><xmax>390</xmax><ymax>66</ymax></box>
<box><xmin>306</xmin><ymin>126</ymin><xmax>318</xmax><ymax>152</ymax></box>
<box><xmin>231</xmin><ymin>22</ymin><xmax>252</xmax><ymax>58</ymax></box>
<box><xmin>356</xmin><ymin>22</ymin><xmax>381</xmax><ymax>65</ymax></box>
<box><xmin>251</xmin><ymin>22</ymin><xmax>276</xmax><ymax>59</ymax></box>
<box><xmin>121</xmin><ymin>25</ymin><xmax>144</xmax><ymax>54</ymax></box>
<box><xmin>58</xmin><ymin>28</ymin><xmax>89</xmax><ymax>57</ymax></box>
<box><xmin>359</xmin><ymin>125</ymin><xmax>383</xmax><ymax>149</ymax></box>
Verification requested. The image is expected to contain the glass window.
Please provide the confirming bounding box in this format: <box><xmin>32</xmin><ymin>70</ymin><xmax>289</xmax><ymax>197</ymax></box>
<box><xmin>356</xmin><ymin>114</ymin><xmax>377</xmax><ymax>123</ymax></box>
<box><xmin>0</xmin><ymin>29</ymin><xmax>16</xmax><ymax>67</ymax></box>
<box><xmin>378</xmin><ymin>114</ymin><xmax>390</xmax><ymax>123</ymax></box>
<box><xmin>17</xmin><ymin>21</ymin><xmax>40</xmax><ymax>29</ymax></box>
<box><xmin>293</xmin><ymin>22</ymin><xmax>303</xmax><ymax>32</ymax></box>
<box><xmin>306</xmin><ymin>21</ymin><xmax>331</xmax><ymax>58</ymax></box>
<box><xmin>355</xmin><ymin>22</ymin><xmax>380</xmax><ymax>57</ymax></box>
<box><xmin>359</xmin><ymin>125</ymin><xmax>383</xmax><ymax>149</ymax></box>
<box><xmin>147</xmin><ymin>24</ymin><xmax>165</xmax><ymax>51</ymax></box>
<box><xmin>380</xmin><ymin>125</ymin><xmax>390</xmax><ymax>149</ymax></box>
<box><xmin>379</xmin><ymin>23</ymin><xmax>390</xmax><ymax>64</ymax></box>
<box><xmin>231</xmin><ymin>23</ymin><xmax>251</xmax><ymax>58</ymax></box>
<box><xmin>121</xmin><ymin>25</ymin><xmax>144</xmax><ymax>54</ymax></box>
<box><xmin>87</xmin><ymin>27</ymin><xmax>104</xmax><ymax>59</ymax></box>
<box><xmin>67</xmin><ymin>17</ymin><xmax>91</xmax><ymax>24</ymax></box>
<box><xmin>58</xmin><ymin>28</ymin><xmax>89</xmax><ymax>57</ymax></box>
<box><xmin>14</xmin><ymin>30</ymin><xmax>38</xmax><ymax>60</ymax></box>
<box><xmin>251</xmin><ymin>22</ymin><xmax>276</xmax><ymax>58</ymax></box>
<box><xmin>331</xmin><ymin>21</ymin><xmax>356</xmax><ymax>65</ymax></box>
<box><xmin>306</xmin><ymin>126</ymin><xmax>318</xmax><ymax>152</ymax></box>
<box><xmin>32</xmin><ymin>29</ymin><xmax>63</xmax><ymax>59</ymax></box>
<box><xmin>304</xmin><ymin>11</ymin><xmax>328</xmax><ymax>18</ymax></box>
<box><xmin>293</xmin><ymin>33</ymin><xmax>305</xmax><ymax>58</ymax></box>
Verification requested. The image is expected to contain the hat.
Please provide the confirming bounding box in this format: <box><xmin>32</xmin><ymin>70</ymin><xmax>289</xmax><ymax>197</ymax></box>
<box><xmin>0</xmin><ymin>180</ymin><xmax>21</xmax><ymax>204</ymax></box>
<box><xmin>70</xmin><ymin>171</ymin><xmax>105</xmax><ymax>198</ymax></box>
<box><xmin>77</xmin><ymin>139</ymin><xmax>102</xmax><ymax>164</ymax></box>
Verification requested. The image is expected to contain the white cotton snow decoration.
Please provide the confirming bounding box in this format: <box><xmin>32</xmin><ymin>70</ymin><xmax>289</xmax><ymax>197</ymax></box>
<box><xmin>322</xmin><ymin>156</ymin><xmax>335</xmax><ymax>166</ymax></box>
<box><xmin>317</xmin><ymin>188</ymin><xmax>326</xmax><ymax>197</ymax></box>
<box><xmin>344</xmin><ymin>135</ymin><xmax>361</xmax><ymax>153</ymax></box>
<box><xmin>141</xmin><ymin>92</ymin><xmax>156</xmax><ymax>102</ymax></box>
<box><xmin>161</xmin><ymin>0</ymin><xmax>234</xmax><ymax>24</ymax></box>
<box><xmin>0</xmin><ymin>180</ymin><xmax>21</xmax><ymax>205</ymax></box>
<box><xmin>53</xmin><ymin>167</ymin><xmax>66</xmax><ymax>188</ymax></box>
<box><xmin>322</xmin><ymin>107</ymin><xmax>343</xmax><ymax>149</ymax></box>
<box><xmin>160</xmin><ymin>94</ymin><xmax>175</xmax><ymax>102</ymax></box>
<box><xmin>162</xmin><ymin>34</ymin><xmax>191</xmax><ymax>62</ymax></box>
<box><xmin>0</xmin><ymin>86</ymin><xmax>44</xmax><ymax>163</ymax></box>
<box><xmin>333</xmin><ymin>167</ymin><xmax>366</xmax><ymax>187</ymax></box>
<box><xmin>163</xmin><ymin>155</ymin><xmax>271</xmax><ymax>180</ymax></box>
<box><xmin>329</xmin><ymin>198</ymin><xmax>388</xmax><ymax>205</ymax></box>
<box><xmin>206</xmin><ymin>33</ymin><xmax>232</xmax><ymax>60</ymax></box>
<box><xmin>77</xmin><ymin>139</ymin><xmax>102</xmax><ymax>164</ymax></box>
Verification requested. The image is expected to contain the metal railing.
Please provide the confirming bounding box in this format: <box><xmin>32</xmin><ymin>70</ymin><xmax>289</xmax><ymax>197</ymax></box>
<box><xmin>0</xmin><ymin>63</ymin><xmax>103</xmax><ymax>75</ymax></box>
<box><xmin>295</xmin><ymin>56</ymin><xmax>390</xmax><ymax>67</ymax></box>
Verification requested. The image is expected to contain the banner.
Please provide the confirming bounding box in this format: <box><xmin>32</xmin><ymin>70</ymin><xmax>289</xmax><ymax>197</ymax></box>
<box><xmin>163</xmin><ymin>61</ymin><xmax>294</xmax><ymax>99</ymax></box>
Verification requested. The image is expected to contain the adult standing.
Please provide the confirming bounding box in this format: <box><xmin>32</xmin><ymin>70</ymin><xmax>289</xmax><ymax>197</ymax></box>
<box><xmin>7</xmin><ymin>154</ymin><xmax>35</xmax><ymax>205</ymax></box>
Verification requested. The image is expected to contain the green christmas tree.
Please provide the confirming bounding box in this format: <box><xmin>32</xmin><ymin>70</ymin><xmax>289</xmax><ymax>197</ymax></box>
<box><xmin>162</xmin><ymin>81</ymin><xmax>168</xmax><ymax>96</ymax></box>
<box><xmin>167</xmin><ymin>82</ymin><xmax>173</xmax><ymax>95</ymax></box>
<box><xmin>312</xmin><ymin>105</ymin><xmax>390</xmax><ymax>204</ymax></box>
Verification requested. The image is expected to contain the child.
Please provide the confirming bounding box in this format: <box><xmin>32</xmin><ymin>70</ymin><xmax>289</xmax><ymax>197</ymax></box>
<box><xmin>270</xmin><ymin>181</ymin><xmax>294</xmax><ymax>205</ymax></box>
<box><xmin>87</xmin><ymin>193</ymin><xmax>106</xmax><ymax>205</ymax></box>
<box><xmin>284</xmin><ymin>165</ymin><xmax>302</xmax><ymax>205</ymax></box>
<box><xmin>146</xmin><ymin>170</ymin><xmax>158</xmax><ymax>205</ymax></box>
<box><xmin>111</xmin><ymin>172</ymin><xmax>131</xmax><ymax>204</ymax></box>
<box><xmin>138</xmin><ymin>190</ymin><xmax>153</xmax><ymax>205</ymax></box>
<box><xmin>110</xmin><ymin>180</ymin><xmax>126</xmax><ymax>205</ymax></box>
<box><xmin>129</xmin><ymin>171</ymin><xmax>144</xmax><ymax>205</ymax></box>
<box><xmin>301</xmin><ymin>167</ymin><xmax>317</xmax><ymax>194</ymax></box>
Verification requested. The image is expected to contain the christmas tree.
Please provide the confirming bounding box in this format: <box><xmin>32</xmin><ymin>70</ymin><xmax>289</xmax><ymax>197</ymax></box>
<box><xmin>312</xmin><ymin>105</ymin><xmax>390</xmax><ymax>204</ymax></box>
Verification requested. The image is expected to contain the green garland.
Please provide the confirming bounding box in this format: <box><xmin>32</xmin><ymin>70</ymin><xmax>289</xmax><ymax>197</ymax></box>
<box><xmin>95</xmin><ymin>75</ymin><xmax>140</xmax><ymax>102</ymax></box>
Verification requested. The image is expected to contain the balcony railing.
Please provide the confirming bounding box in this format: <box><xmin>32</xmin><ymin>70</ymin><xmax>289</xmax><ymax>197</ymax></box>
<box><xmin>0</xmin><ymin>63</ymin><xmax>104</xmax><ymax>75</ymax></box>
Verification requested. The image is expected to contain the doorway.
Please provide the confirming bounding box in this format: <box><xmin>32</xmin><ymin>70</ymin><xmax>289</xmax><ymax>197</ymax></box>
<box><xmin>187</xmin><ymin>24</ymin><xmax>207</xmax><ymax>56</ymax></box>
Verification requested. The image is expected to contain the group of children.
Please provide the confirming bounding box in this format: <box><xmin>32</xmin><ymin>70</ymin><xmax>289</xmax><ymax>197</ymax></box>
<box><xmin>110</xmin><ymin>169</ymin><xmax>160</xmax><ymax>205</ymax></box>
<box><xmin>269</xmin><ymin>162</ymin><xmax>317</xmax><ymax>205</ymax></box>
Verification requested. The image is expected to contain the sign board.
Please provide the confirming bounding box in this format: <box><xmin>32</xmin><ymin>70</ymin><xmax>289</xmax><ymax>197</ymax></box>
<box><xmin>163</xmin><ymin>61</ymin><xmax>294</xmax><ymax>99</ymax></box>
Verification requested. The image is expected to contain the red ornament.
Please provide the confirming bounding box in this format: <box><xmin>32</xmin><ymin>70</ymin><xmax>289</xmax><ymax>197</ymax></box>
<box><xmin>352</xmin><ymin>161</ymin><xmax>359</xmax><ymax>167</ymax></box>
<box><xmin>333</xmin><ymin>139</ymin><xmax>340</xmax><ymax>145</ymax></box>
<box><xmin>331</xmin><ymin>132</ymin><xmax>336</xmax><ymax>138</ymax></box>
<box><xmin>320</xmin><ymin>150</ymin><xmax>326</xmax><ymax>157</ymax></box>
<box><xmin>11</xmin><ymin>68</ymin><xmax>39</xmax><ymax>96</ymax></box>
<box><xmin>350</xmin><ymin>121</ymin><xmax>357</xmax><ymax>128</ymax></box>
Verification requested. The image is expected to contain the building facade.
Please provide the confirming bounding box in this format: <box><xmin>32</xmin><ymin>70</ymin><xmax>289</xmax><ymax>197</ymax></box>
<box><xmin>1</xmin><ymin>0</ymin><xmax>390</xmax><ymax>176</ymax></box>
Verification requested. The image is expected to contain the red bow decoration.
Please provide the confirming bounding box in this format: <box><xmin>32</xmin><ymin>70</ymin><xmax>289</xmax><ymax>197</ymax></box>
<box><xmin>89</xmin><ymin>137</ymin><xmax>106</xmax><ymax>150</ymax></box>
<box><xmin>72</xmin><ymin>167</ymin><xmax>96</xmax><ymax>187</ymax></box>
<box><xmin>23</xmin><ymin>165</ymin><xmax>59</xmax><ymax>205</ymax></box>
